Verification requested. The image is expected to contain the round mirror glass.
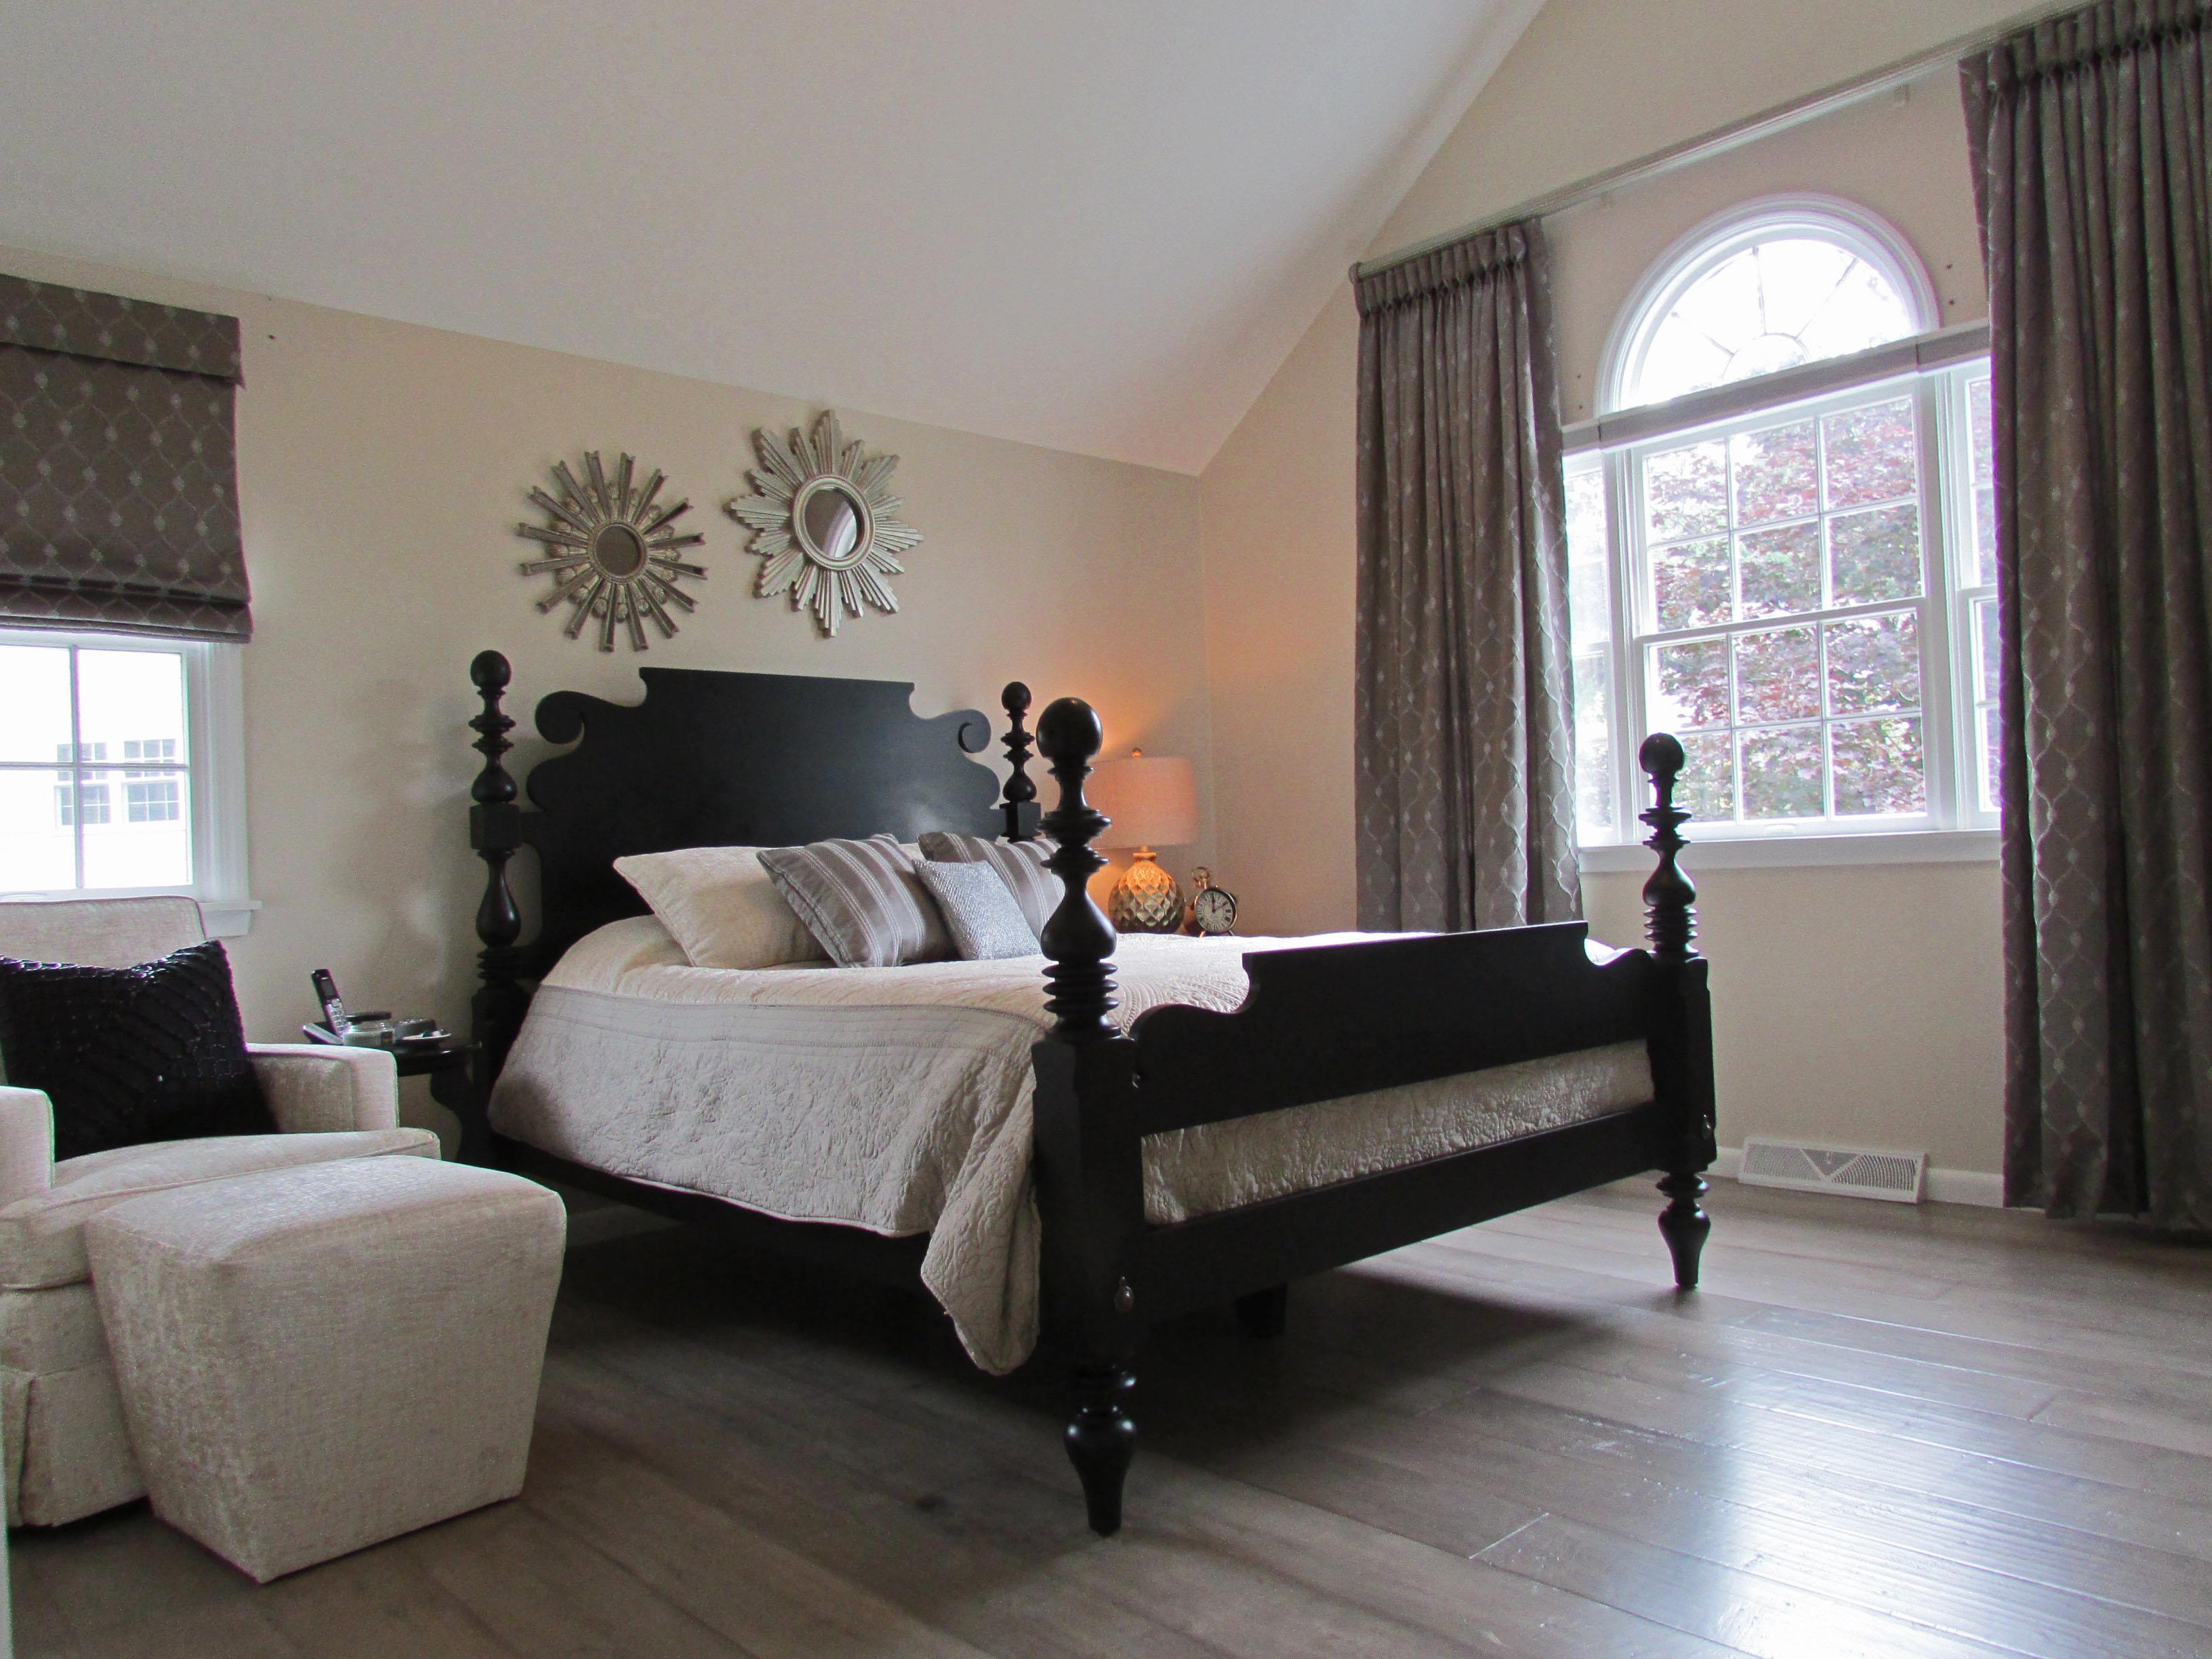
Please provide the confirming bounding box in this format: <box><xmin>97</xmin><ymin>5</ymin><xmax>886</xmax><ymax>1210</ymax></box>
<box><xmin>800</xmin><ymin>482</ymin><xmax>865</xmax><ymax>567</ymax></box>
<box><xmin>591</xmin><ymin>521</ymin><xmax>647</xmax><ymax>577</ymax></box>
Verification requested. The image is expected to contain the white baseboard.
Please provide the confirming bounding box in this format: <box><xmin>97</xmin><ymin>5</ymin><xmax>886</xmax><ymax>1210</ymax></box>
<box><xmin>1711</xmin><ymin>1145</ymin><xmax>2004</xmax><ymax>1208</ymax></box>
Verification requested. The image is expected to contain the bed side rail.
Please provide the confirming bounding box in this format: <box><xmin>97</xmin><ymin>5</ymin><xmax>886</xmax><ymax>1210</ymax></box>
<box><xmin>1126</xmin><ymin>925</ymin><xmax>1653</xmax><ymax>1134</ymax></box>
<box><xmin>1027</xmin><ymin>699</ymin><xmax>1712</xmax><ymax>1168</ymax></box>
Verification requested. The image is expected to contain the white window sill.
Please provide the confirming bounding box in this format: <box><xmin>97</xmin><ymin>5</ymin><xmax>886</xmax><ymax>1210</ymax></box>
<box><xmin>201</xmin><ymin>898</ymin><xmax>261</xmax><ymax>937</ymax></box>
<box><xmin>1579</xmin><ymin>828</ymin><xmax>1998</xmax><ymax>874</ymax></box>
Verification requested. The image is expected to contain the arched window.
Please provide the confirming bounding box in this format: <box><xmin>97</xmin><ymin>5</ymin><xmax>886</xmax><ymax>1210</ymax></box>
<box><xmin>1603</xmin><ymin>198</ymin><xmax>1937</xmax><ymax>414</ymax></box>
<box><xmin>1566</xmin><ymin>197</ymin><xmax>1998</xmax><ymax>855</ymax></box>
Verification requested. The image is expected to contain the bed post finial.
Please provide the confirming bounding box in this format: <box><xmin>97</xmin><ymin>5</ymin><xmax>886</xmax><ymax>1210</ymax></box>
<box><xmin>1638</xmin><ymin>732</ymin><xmax>1697</xmax><ymax>966</ymax></box>
<box><xmin>1639</xmin><ymin>730</ymin><xmax>1714</xmax><ymax>1290</ymax></box>
<box><xmin>1036</xmin><ymin>696</ymin><xmax>1117</xmax><ymax>1042</ymax></box>
<box><xmin>468</xmin><ymin>651</ymin><xmax>528</xmax><ymax>1155</ymax></box>
<box><xmin>1001</xmin><ymin>681</ymin><xmax>1040</xmax><ymax>842</ymax></box>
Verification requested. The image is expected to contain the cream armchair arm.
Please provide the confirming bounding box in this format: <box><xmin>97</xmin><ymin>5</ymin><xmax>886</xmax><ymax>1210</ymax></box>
<box><xmin>247</xmin><ymin>1044</ymin><xmax>401</xmax><ymax>1134</ymax></box>
<box><xmin>0</xmin><ymin>1086</ymin><xmax>54</xmax><ymax>1206</ymax></box>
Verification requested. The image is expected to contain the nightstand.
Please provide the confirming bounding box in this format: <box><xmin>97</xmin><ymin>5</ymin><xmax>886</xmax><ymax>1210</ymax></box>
<box><xmin>302</xmin><ymin>1028</ymin><xmax>489</xmax><ymax>1164</ymax></box>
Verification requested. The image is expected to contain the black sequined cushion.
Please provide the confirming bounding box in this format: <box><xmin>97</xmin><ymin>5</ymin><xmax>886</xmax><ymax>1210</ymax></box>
<box><xmin>0</xmin><ymin>940</ymin><xmax>275</xmax><ymax>1162</ymax></box>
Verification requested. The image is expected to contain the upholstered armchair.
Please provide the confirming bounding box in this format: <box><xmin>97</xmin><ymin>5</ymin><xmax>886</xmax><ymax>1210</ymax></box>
<box><xmin>0</xmin><ymin>896</ymin><xmax>439</xmax><ymax>1526</ymax></box>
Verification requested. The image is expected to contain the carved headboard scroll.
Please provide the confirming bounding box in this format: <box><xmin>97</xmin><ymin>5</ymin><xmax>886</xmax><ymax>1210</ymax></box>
<box><xmin>467</xmin><ymin>652</ymin><xmax>1017</xmax><ymax>1072</ymax></box>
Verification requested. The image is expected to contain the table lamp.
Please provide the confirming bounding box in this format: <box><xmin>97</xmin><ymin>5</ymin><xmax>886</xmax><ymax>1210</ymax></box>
<box><xmin>1088</xmin><ymin>749</ymin><xmax>1198</xmax><ymax>933</ymax></box>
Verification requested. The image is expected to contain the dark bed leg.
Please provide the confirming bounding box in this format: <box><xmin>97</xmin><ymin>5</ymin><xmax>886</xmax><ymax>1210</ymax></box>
<box><xmin>1657</xmin><ymin>1172</ymin><xmax>1711</xmax><ymax>1289</ymax></box>
<box><xmin>1033</xmin><ymin>696</ymin><xmax>1144</xmax><ymax>1537</ymax></box>
<box><xmin>1065</xmin><ymin>1363</ymin><xmax>1136</xmax><ymax>1536</ymax></box>
<box><xmin>1233</xmin><ymin>1284</ymin><xmax>1288</xmax><ymax>1338</ymax></box>
<box><xmin>1640</xmin><ymin>733</ymin><xmax>1717</xmax><ymax>1296</ymax></box>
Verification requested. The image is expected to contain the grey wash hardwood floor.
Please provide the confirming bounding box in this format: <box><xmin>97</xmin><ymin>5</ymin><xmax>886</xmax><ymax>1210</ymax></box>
<box><xmin>16</xmin><ymin>1179</ymin><xmax>2212</xmax><ymax>1658</ymax></box>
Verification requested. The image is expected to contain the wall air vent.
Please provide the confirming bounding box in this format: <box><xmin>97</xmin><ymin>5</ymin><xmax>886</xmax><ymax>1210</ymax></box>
<box><xmin>1738</xmin><ymin>1137</ymin><xmax>1927</xmax><ymax>1204</ymax></box>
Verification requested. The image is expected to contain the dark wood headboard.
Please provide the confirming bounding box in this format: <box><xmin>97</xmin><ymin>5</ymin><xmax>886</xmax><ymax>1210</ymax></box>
<box><xmin>464</xmin><ymin>650</ymin><xmax>1038</xmax><ymax>1078</ymax></box>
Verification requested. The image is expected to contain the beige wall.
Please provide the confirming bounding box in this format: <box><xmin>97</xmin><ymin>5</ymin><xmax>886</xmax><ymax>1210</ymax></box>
<box><xmin>1547</xmin><ymin>67</ymin><xmax>1987</xmax><ymax>421</ymax></box>
<box><xmin>1</xmin><ymin>243</ymin><xmax>1211</xmax><ymax>1145</ymax></box>
<box><xmin>1201</xmin><ymin>0</ymin><xmax>2046</xmax><ymax>1174</ymax></box>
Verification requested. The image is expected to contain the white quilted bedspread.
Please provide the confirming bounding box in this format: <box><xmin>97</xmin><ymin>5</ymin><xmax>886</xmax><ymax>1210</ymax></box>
<box><xmin>490</xmin><ymin>917</ymin><xmax>1650</xmax><ymax>1373</ymax></box>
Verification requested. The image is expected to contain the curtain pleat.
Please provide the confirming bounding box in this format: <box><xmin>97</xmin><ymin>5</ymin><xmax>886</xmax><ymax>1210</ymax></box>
<box><xmin>1963</xmin><ymin>0</ymin><xmax>2212</xmax><ymax>1227</ymax></box>
<box><xmin>1353</xmin><ymin>221</ymin><xmax>1580</xmax><ymax>932</ymax></box>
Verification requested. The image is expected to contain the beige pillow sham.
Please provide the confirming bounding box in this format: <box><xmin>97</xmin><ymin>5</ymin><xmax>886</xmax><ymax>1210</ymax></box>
<box><xmin>612</xmin><ymin>846</ymin><xmax>823</xmax><ymax>970</ymax></box>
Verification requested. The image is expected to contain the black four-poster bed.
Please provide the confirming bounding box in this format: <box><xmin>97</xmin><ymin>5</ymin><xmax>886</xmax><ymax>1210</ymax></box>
<box><xmin>459</xmin><ymin>649</ymin><xmax>1716</xmax><ymax>1535</ymax></box>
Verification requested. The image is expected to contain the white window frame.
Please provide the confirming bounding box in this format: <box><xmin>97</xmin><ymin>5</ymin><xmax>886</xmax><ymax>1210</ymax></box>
<box><xmin>0</xmin><ymin>628</ymin><xmax>255</xmax><ymax>935</ymax></box>
<box><xmin>1570</xmin><ymin>346</ymin><xmax>2002</xmax><ymax>872</ymax></box>
<box><xmin>1573</xmin><ymin>199</ymin><xmax>1996</xmax><ymax>873</ymax></box>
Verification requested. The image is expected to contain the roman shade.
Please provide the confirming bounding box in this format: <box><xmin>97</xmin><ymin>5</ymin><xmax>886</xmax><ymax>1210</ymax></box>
<box><xmin>0</xmin><ymin>274</ymin><xmax>250</xmax><ymax>641</ymax></box>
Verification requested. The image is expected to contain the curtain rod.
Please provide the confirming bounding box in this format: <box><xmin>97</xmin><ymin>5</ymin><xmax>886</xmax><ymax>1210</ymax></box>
<box><xmin>1352</xmin><ymin>0</ymin><xmax>2082</xmax><ymax>283</ymax></box>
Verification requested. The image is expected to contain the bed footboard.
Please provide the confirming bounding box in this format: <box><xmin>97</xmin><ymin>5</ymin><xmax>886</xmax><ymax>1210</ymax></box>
<box><xmin>1028</xmin><ymin>703</ymin><xmax>1715</xmax><ymax>1536</ymax></box>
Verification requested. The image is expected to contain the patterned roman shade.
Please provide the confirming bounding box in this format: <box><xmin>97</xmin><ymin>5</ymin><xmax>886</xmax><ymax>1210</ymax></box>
<box><xmin>0</xmin><ymin>274</ymin><xmax>250</xmax><ymax>641</ymax></box>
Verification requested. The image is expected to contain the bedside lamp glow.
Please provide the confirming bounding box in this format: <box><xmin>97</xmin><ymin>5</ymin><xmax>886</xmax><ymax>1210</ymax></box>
<box><xmin>1088</xmin><ymin>750</ymin><xmax>1198</xmax><ymax>933</ymax></box>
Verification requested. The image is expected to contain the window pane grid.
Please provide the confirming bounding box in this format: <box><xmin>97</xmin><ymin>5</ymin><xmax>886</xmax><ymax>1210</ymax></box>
<box><xmin>1635</xmin><ymin>387</ymin><xmax>1931</xmax><ymax>830</ymax></box>
<box><xmin>0</xmin><ymin>640</ymin><xmax>193</xmax><ymax>892</ymax></box>
<box><xmin>1576</xmin><ymin>209</ymin><xmax>1990</xmax><ymax>851</ymax></box>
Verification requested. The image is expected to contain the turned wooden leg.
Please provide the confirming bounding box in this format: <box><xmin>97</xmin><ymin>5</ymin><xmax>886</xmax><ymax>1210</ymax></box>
<box><xmin>1233</xmin><ymin>1284</ymin><xmax>1288</xmax><ymax>1339</ymax></box>
<box><xmin>1065</xmin><ymin>1363</ymin><xmax>1136</xmax><ymax>1536</ymax></box>
<box><xmin>1657</xmin><ymin>1170</ymin><xmax>1711</xmax><ymax>1290</ymax></box>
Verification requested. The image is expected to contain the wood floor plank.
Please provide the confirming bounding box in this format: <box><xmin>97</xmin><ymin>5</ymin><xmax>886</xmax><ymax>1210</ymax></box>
<box><xmin>24</xmin><ymin>1179</ymin><xmax>2212</xmax><ymax>1659</ymax></box>
<box><xmin>1476</xmin><ymin>1512</ymin><xmax>2016</xmax><ymax>1659</ymax></box>
<box><xmin>1303</xmin><ymin>1251</ymin><xmax>2070</xmax><ymax>1421</ymax></box>
<box><xmin>8</xmin><ymin>1547</ymin><xmax>83</xmax><ymax>1659</ymax></box>
<box><xmin>16</xmin><ymin>1504</ymin><xmax>258</xmax><ymax>1640</ymax></box>
<box><xmin>253</xmin><ymin>1543</ymin><xmax>522</xmax><ymax>1659</ymax></box>
<box><xmin>556</xmin><ymin>1279</ymin><xmax>1726</xmax><ymax>1659</ymax></box>
<box><xmin>401</xmin><ymin>1500</ymin><xmax>749</xmax><ymax>1659</ymax></box>
<box><xmin>1145</xmin><ymin>1332</ymin><xmax>2212</xmax><ymax>1656</ymax></box>
<box><xmin>58</xmin><ymin>1603</ymin><xmax>303</xmax><ymax>1659</ymax></box>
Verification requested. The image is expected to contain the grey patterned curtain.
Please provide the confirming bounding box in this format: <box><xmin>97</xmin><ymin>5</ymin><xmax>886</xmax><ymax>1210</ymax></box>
<box><xmin>1962</xmin><ymin>0</ymin><xmax>2212</xmax><ymax>1227</ymax></box>
<box><xmin>1353</xmin><ymin>220</ymin><xmax>1580</xmax><ymax>932</ymax></box>
<box><xmin>0</xmin><ymin>274</ymin><xmax>250</xmax><ymax>642</ymax></box>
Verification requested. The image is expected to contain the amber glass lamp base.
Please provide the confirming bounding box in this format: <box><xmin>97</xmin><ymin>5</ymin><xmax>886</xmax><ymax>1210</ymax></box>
<box><xmin>1108</xmin><ymin>848</ymin><xmax>1183</xmax><ymax>933</ymax></box>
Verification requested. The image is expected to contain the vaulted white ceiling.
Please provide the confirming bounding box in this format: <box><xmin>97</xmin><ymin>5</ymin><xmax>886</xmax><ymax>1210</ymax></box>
<box><xmin>0</xmin><ymin>2</ymin><xmax>1539</xmax><ymax>473</ymax></box>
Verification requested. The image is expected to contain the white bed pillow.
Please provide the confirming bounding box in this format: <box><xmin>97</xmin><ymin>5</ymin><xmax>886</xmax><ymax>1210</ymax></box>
<box><xmin>613</xmin><ymin>846</ymin><xmax>821</xmax><ymax>970</ymax></box>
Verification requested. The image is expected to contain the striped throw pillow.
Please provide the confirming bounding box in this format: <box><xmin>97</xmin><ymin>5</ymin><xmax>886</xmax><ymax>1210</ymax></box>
<box><xmin>758</xmin><ymin>835</ymin><xmax>952</xmax><ymax>968</ymax></box>
<box><xmin>916</xmin><ymin>832</ymin><xmax>1061</xmax><ymax>937</ymax></box>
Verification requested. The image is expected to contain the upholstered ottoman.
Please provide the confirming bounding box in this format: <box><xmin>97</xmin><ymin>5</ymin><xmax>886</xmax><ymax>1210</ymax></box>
<box><xmin>83</xmin><ymin>1157</ymin><xmax>565</xmax><ymax>1582</ymax></box>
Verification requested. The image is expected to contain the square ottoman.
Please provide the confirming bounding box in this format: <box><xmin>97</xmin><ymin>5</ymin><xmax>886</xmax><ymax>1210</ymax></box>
<box><xmin>83</xmin><ymin>1156</ymin><xmax>565</xmax><ymax>1582</ymax></box>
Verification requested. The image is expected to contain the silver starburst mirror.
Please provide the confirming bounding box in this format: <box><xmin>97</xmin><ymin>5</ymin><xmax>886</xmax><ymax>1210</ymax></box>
<box><xmin>516</xmin><ymin>453</ymin><xmax>706</xmax><ymax>651</ymax></box>
<box><xmin>726</xmin><ymin>411</ymin><xmax>920</xmax><ymax>636</ymax></box>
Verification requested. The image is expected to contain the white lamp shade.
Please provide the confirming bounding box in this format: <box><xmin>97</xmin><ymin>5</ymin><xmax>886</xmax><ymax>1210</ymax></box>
<box><xmin>1088</xmin><ymin>754</ymin><xmax>1197</xmax><ymax>849</ymax></box>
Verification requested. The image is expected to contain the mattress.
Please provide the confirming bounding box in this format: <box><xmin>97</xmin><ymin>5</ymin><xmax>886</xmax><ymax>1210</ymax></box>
<box><xmin>490</xmin><ymin>916</ymin><xmax>1652</xmax><ymax>1373</ymax></box>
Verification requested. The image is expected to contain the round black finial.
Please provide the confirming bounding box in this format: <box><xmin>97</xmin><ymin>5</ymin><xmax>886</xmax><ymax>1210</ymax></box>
<box><xmin>1637</xmin><ymin>731</ymin><xmax>1685</xmax><ymax>780</ymax></box>
<box><xmin>1038</xmin><ymin>696</ymin><xmax>1103</xmax><ymax>764</ymax></box>
<box><xmin>1002</xmin><ymin>681</ymin><xmax>1032</xmax><ymax>715</ymax></box>
<box><xmin>470</xmin><ymin>649</ymin><xmax>512</xmax><ymax>691</ymax></box>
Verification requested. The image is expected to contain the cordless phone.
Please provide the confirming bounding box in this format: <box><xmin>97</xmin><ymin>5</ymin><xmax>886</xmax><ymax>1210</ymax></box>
<box><xmin>311</xmin><ymin>968</ymin><xmax>348</xmax><ymax>1033</ymax></box>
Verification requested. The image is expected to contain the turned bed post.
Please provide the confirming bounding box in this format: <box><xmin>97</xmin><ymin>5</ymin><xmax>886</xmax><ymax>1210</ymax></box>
<box><xmin>1639</xmin><ymin>733</ymin><xmax>1717</xmax><ymax>1290</ymax></box>
<box><xmin>467</xmin><ymin>651</ymin><xmax>530</xmax><ymax>1161</ymax></box>
<box><xmin>1030</xmin><ymin>695</ymin><xmax>1144</xmax><ymax>1536</ymax></box>
<box><xmin>999</xmin><ymin>681</ymin><xmax>1041</xmax><ymax>842</ymax></box>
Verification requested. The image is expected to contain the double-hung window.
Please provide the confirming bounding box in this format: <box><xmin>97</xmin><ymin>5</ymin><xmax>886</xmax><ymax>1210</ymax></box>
<box><xmin>1569</xmin><ymin>197</ymin><xmax>1998</xmax><ymax>865</ymax></box>
<box><xmin>0</xmin><ymin>629</ymin><xmax>251</xmax><ymax>933</ymax></box>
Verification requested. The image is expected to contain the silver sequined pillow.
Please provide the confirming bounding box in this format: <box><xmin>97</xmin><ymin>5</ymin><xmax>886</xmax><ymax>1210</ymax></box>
<box><xmin>914</xmin><ymin>859</ymin><xmax>1040</xmax><ymax>961</ymax></box>
<box><xmin>916</xmin><ymin>832</ymin><xmax>1060</xmax><ymax>936</ymax></box>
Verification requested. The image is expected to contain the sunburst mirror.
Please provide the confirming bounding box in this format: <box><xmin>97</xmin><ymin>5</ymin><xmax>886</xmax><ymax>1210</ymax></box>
<box><xmin>726</xmin><ymin>411</ymin><xmax>920</xmax><ymax>636</ymax></box>
<box><xmin>516</xmin><ymin>452</ymin><xmax>706</xmax><ymax>651</ymax></box>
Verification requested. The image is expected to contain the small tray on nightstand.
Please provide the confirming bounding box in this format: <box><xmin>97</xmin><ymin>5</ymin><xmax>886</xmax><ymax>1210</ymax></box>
<box><xmin>302</xmin><ymin>1022</ymin><xmax>472</xmax><ymax>1064</ymax></box>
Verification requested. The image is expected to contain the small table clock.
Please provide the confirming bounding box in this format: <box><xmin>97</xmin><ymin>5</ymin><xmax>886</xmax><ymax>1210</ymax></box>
<box><xmin>1189</xmin><ymin>867</ymin><xmax>1238</xmax><ymax>936</ymax></box>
